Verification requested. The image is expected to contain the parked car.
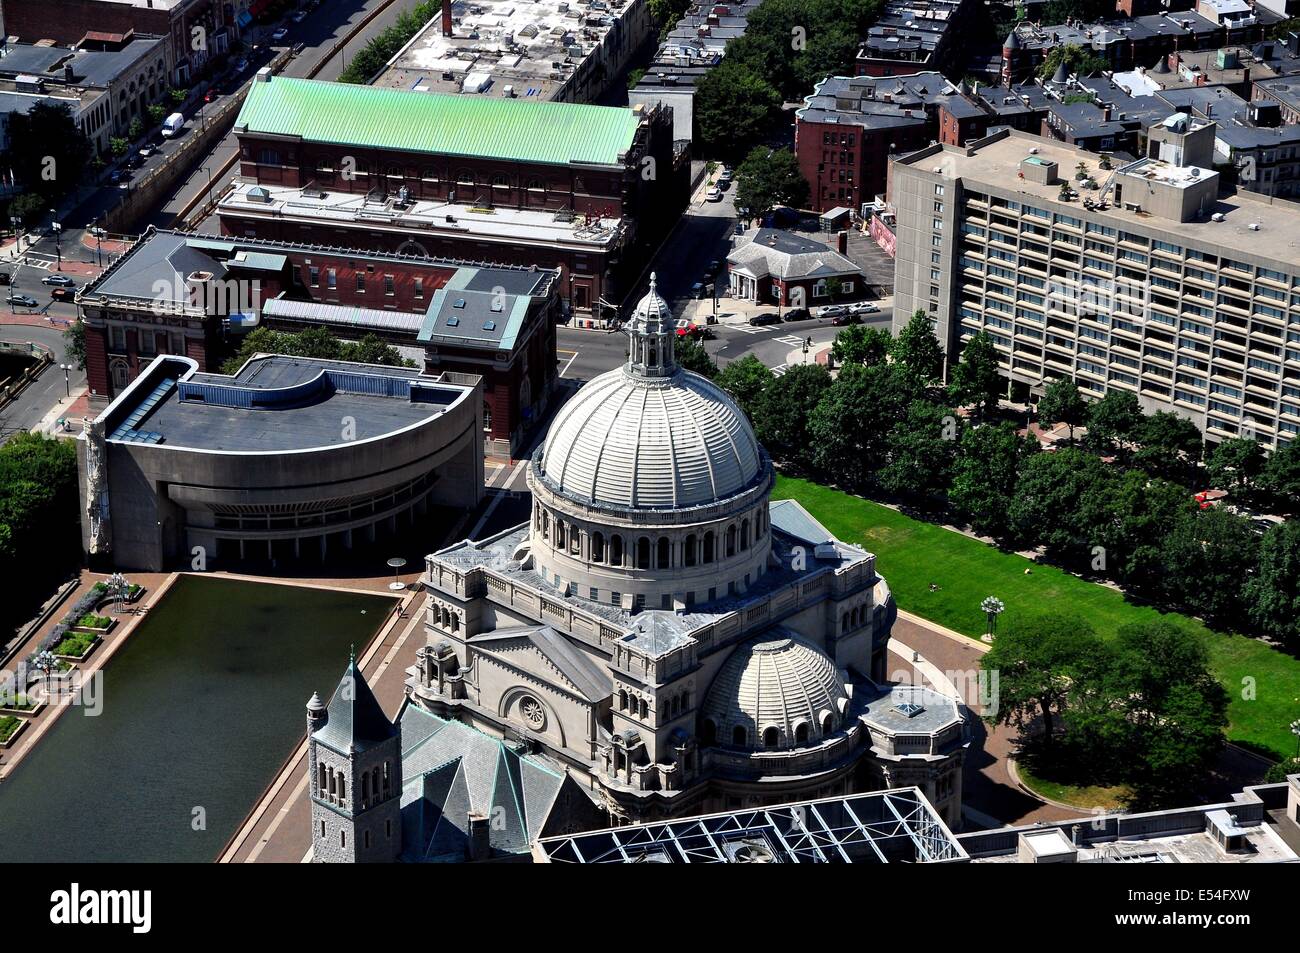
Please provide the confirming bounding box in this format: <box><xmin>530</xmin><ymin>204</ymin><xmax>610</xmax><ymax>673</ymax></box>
<box><xmin>0</xmin><ymin>271</ymin><xmax>10</xmax><ymax>285</ymax></box>
<box><xmin>690</xmin><ymin>281</ymin><xmax>712</xmax><ymax>299</ymax></box>
<box><xmin>126</xmin><ymin>155</ymin><xmax>145</xmax><ymax>170</ymax></box>
<box><xmin>138</xmin><ymin>144</ymin><xmax>155</xmax><ymax>158</ymax></box>
<box><xmin>271</xmin><ymin>27</ymin><xmax>289</xmax><ymax>42</ymax></box>
<box><xmin>717</xmin><ymin>168</ymin><xmax>733</xmax><ymax>184</ymax></box>
<box><xmin>830</xmin><ymin>312</ymin><xmax>862</xmax><ymax>326</ymax></box>
<box><xmin>108</xmin><ymin>168</ymin><xmax>123</xmax><ymax>184</ymax></box>
<box><xmin>43</xmin><ymin>274</ymin><xmax>76</xmax><ymax>287</ymax></box>
<box><xmin>706</xmin><ymin>186</ymin><xmax>723</xmax><ymax>202</ymax></box>
<box><xmin>291</xmin><ymin>9</ymin><xmax>308</xmax><ymax>21</ymax></box>
<box><xmin>848</xmin><ymin>300</ymin><xmax>880</xmax><ymax>315</ymax></box>
<box><xmin>50</xmin><ymin>287</ymin><xmax>77</xmax><ymax>301</ymax></box>
<box><xmin>706</xmin><ymin>259</ymin><xmax>721</xmax><ymax>276</ymax></box>
<box><xmin>748</xmin><ymin>312</ymin><xmax>780</xmax><ymax>326</ymax></box>
<box><xmin>161</xmin><ymin>112</ymin><xmax>185</xmax><ymax>137</ymax></box>
<box><xmin>782</xmin><ymin>307</ymin><xmax>811</xmax><ymax>322</ymax></box>
<box><xmin>7</xmin><ymin>293</ymin><xmax>37</xmax><ymax>308</ymax></box>
<box><xmin>817</xmin><ymin>304</ymin><xmax>850</xmax><ymax>319</ymax></box>
<box><xmin>232</xmin><ymin>57</ymin><xmax>250</xmax><ymax>73</ymax></box>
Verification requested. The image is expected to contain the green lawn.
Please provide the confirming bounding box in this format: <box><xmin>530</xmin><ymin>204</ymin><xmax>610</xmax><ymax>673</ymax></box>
<box><xmin>773</xmin><ymin>475</ymin><xmax>1300</xmax><ymax>760</ymax></box>
<box><xmin>1016</xmin><ymin>761</ymin><xmax>1130</xmax><ymax>811</ymax></box>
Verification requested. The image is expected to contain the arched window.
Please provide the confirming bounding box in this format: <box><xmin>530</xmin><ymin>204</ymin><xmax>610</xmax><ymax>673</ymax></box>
<box><xmin>541</xmin><ymin>510</ymin><xmax>549</xmax><ymax>539</ymax></box>
<box><xmin>492</xmin><ymin>172</ymin><xmax>509</xmax><ymax>188</ymax></box>
<box><xmin>732</xmin><ymin>726</ymin><xmax>747</xmax><ymax>747</ymax></box>
<box><xmin>726</xmin><ymin>525</ymin><xmax>736</xmax><ymax>557</ymax></box>
<box><xmin>610</xmin><ymin>535</ymin><xmax>623</xmax><ymax>566</ymax></box>
<box><xmin>636</xmin><ymin>537</ymin><xmax>650</xmax><ymax>569</ymax></box>
<box><xmin>741</xmin><ymin>519</ymin><xmax>751</xmax><ymax>550</ymax></box>
<box><xmin>639</xmin><ymin>698</ymin><xmax>649</xmax><ymax>719</ymax></box>
<box><xmin>361</xmin><ymin>772</ymin><xmax>369</xmax><ymax>803</ymax></box>
<box><xmin>822</xmin><ymin>713</ymin><xmax>834</xmax><ymax>736</ymax></box>
<box><xmin>795</xmin><ymin>722</ymin><xmax>809</xmax><ymax>745</ymax></box>
<box><xmin>318</xmin><ymin>763</ymin><xmax>326</xmax><ymax>795</ymax></box>
<box><xmin>483</xmin><ymin>401</ymin><xmax>493</xmax><ymax>431</ymax></box>
<box><xmin>456</xmin><ymin>167</ymin><xmax>474</xmax><ymax>185</ymax></box>
<box><xmin>703</xmin><ymin>531</ymin><xmax>715</xmax><ymax>563</ymax></box>
<box><xmin>701</xmin><ymin>719</ymin><xmax>717</xmax><ymax>745</ymax></box>
<box><xmin>684</xmin><ymin>534</ymin><xmax>697</xmax><ymax>567</ymax></box>
<box><xmin>618</xmin><ymin>689</ymin><xmax>628</xmax><ymax>710</ymax></box>
<box><xmin>657</xmin><ymin>537</ymin><xmax>670</xmax><ymax>569</ymax></box>
<box><xmin>592</xmin><ymin>532</ymin><xmax>605</xmax><ymax>562</ymax></box>
<box><xmin>763</xmin><ymin>727</ymin><xmax>780</xmax><ymax>749</ymax></box>
<box><xmin>841</xmin><ymin>614</ymin><xmax>849</xmax><ymax>634</ymax></box>
<box><xmin>556</xmin><ymin>521</ymin><xmax>567</xmax><ymax>549</ymax></box>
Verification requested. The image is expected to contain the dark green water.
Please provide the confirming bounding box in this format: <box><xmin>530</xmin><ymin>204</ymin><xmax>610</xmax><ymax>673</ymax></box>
<box><xmin>0</xmin><ymin>574</ymin><xmax>396</xmax><ymax>862</ymax></box>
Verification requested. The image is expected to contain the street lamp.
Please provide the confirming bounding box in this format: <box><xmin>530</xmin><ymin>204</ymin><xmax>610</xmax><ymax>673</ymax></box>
<box><xmin>1291</xmin><ymin>718</ymin><xmax>1300</xmax><ymax>759</ymax></box>
<box><xmin>981</xmin><ymin>595</ymin><xmax>1005</xmax><ymax>644</ymax></box>
<box><xmin>199</xmin><ymin>165</ymin><xmax>215</xmax><ymax>210</ymax></box>
<box><xmin>49</xmin><ymin>218</ymin><xmax>63</xmax><ymax>272</ymax></box>
<box><xmin>802</xmin><ymin>336</ymin><xmax>812</xmax><ymax>364</ymax></box>
<box><xmin>8</xmin><ymin>215</ymin><xmax>20</xmax><ymax>256</ymax></box>
<box><xmin>387</xmin><ymin>556</ymin><xmax>407</xmax><ymax>591</ymax></box>
<box><xmin>87</xmin><ymin>222</ymin><xmax>105</xmax><ymax>267</ymax></box>
<box><xmin>60</xmin><ymin>363</ymin><xmax>70</xmax><ymax>397</ymax></box>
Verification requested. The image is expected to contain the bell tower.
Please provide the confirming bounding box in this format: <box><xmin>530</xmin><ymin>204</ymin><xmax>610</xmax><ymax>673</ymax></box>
<box><xmin>307</xmin><ymin>652</ymin><xmax>403</xmax><ymax>863</ymax></box>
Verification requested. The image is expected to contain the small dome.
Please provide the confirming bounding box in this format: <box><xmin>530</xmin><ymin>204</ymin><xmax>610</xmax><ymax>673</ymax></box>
<box><xmin>306</xmin><ymin>692</ymin><xmax>326</xmax><ymax>712</ymax></box>
<box><xmin>539</xmin><ymin>368</ymin><xmax>763</xmax><ymax>509</ymax></box>
<box><xmin>632</xmin><ymin>274</ymin><xmax>671</xmax><ymax>328</ymax></box>
<box><xmin>700</xmin><ymin>635</ymin><xmax>849</xmax><ymax>751</ymax></box>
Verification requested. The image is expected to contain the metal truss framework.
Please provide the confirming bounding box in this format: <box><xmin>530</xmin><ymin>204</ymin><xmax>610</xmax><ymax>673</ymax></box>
<box><xmin>538</xmin><ymin>788</ymin><xmax>968</xmax><ymax>863</ymax></box>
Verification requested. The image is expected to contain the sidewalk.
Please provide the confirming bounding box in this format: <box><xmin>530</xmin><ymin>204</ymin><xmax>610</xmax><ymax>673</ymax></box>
<box><xmin>32</xmin><ymin>386</ymin><xmax>92</xmax><ymax>437</ymax></box>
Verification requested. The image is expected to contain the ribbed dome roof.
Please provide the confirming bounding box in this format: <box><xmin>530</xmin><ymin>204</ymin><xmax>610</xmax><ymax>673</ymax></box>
<box><xmin>701</xmin><ymin>635</ymin><xmax>849</xmax><ymax>750</ymax></box>
<box><xmin>539</xmin><ymin>368</ymin><xmax>763</xmax><ymax>509</ymax></box>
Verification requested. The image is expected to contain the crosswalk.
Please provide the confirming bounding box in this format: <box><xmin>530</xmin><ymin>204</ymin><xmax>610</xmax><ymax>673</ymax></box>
<box><xmin>18</xmin><ymin>255</ymin><xmax>54</xmax><ymax>271</ymax></box>
<box><xmin>771</xmin><ymin>364</ymin><xmax>789</xmax><ymax>377</ymax></box>
<box><xmin>773</xmin><ymin>334</ymin><xmax>806</xmax><ymax>347</ymax></box>
<box><xmin>733</xmin><ymin>325</ymin><xmax>769</xmax><ymax>335</ymax></box>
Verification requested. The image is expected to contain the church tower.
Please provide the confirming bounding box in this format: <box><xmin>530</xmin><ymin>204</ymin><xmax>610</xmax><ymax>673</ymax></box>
<box><xmin>307</xmin><ymin>653</ymin><xmax>403</xmax><ymax>863</ymax></box>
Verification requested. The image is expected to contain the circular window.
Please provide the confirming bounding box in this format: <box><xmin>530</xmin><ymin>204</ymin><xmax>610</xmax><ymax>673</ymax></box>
<box><xmin>519</xmin><ymin>695</ymin><xmax>546</xmax><ymax>731</ymax></box>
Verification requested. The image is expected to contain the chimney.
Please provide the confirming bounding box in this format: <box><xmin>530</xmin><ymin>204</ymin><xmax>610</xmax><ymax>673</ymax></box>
<box><xmin>837</xmin><ymin>230</ymin><xmax>848</xmax><ymax>254</ymax></box>
<box><xmin>442</xmin><ymin>0</ymin><xmax>454</xmax><ymax>36</ymax></box>
<box><xmin>467</xmin><ymin>811</ymin><xmax>491</xmax><ymax>861</ymax></box>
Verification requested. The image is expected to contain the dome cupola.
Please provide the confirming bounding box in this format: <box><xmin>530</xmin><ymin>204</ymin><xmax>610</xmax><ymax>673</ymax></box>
<box><xmin>700</xmin><ymin>635</ymin><xmax>850</xmax><ymax>751</ymax></box>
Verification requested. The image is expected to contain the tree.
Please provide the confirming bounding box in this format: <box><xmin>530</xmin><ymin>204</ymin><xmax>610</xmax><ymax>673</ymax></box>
<box><xmin>1245</xmin><ymin>520</ymin><xmax>1300</xmax><ymax>645</ymax></box>
<box><xmin>1107</xmin><ymin>622</ymin><xmax>1228</xmax><ymax>807</ymax></box>
<box><xmin>64</xmin><ymin>320</ymin><xmax>86</xmax><ymax>371</ymax></box>
<box><xmin>1007</xmin><ymin>447</ymin><xmax>1115</xmax><ymax>564</ymax></box>
<box><xmin>6</xmin><ymin>192</ymin><xmax>45</xmax><ymax>229</ymax></box>
<box><xmin>1261</xmin><ymin>442</ymin><xmax>1300</xmax><ymax>513</ymax></box>
<box><xmin>1084</xmin><ymin>388</ymin><xmax>1141</xmax><ymax>458</ymax></box>
<box><xmin>1</xmin><ymin>102</ymin><xmax>92</xmax><ymax>204</ymax></box>
<box><xmin>222</xmin><ymin>327</ymin><xmax>413</xmax><ymax>374</ymax></box>
<box><xmin>715</xmin><ymin>355</ymin><xmax>773</xmax><ymax>421</ymax></box>
<box><xmin>830</xmin><ymin>324</ymin><xmax>891</xmax><ymax>368</ymax></box>
<box><xmin>674</xmin><ymin>337</ymin><xmax>718</xmax><ymax>378</ymax></box>
<box><xmin>1035</xmin><ymin>42</ymin><xmax>1109</xmax><ymax>80</ymax></box>
<box><xmin>734</xmin><ymin>147</ymin><xmax>809</xmax><ymax>222</ymax></box>
<box><xmin>807</xmin><ymin>363</ymin><xmax>908</xmax><ymax>490</ymax></box>
<box><xmin>1096</xmin><ymin>470</ymin><xmax>1193</xmax><ymax>592</ymax></box>
<box><xmin>694</xmin><ymin>60</ymin><xmax>782</xmax><ymax>162</ymax></box>
<box><xmin>753</xmin><ymin>363</ymin><xmax>831</xmax><ymax>468</ymax></box>
<box><xmin>1159</xmin><ymin>506</ymin><xmax>1259</xmax><ymax>625</ymax></box>
<box><xmin>949</xmin><ymin>331</ymin><xmax>1001</xmax><ymax>419</ymax></box>
<box><xmin>1207</xmin><ymin>437</ymin><xmax>1266</xmax><ymax>501</ymax></box>
<box><xmin>981</xmin><ymin>612</ymin><xmax>1106</xmax><ymax>752</ymax></box>
<box><xmin>1036</xmin><ymin>376</ymin><xmax>1087</xmax><ymax>442</ymax></box>
<box><xmin>891</xmin><ymin>309</ymin><xmax>944</xmax><ymax>387</ymax></box>
<box><xmin>1134</xmin><ymin>411</ymin><xmax>1203</xmax><ymax>486</ymax></box>
<box><xmin>949</xmin><ymin>422</ymin><xmax>1037</xmax><ymax>541</ymax></box>
<box><xmin>878</xmin><ymin>400</ymin><xmax>960</xmax><ymax>502</ymax></box>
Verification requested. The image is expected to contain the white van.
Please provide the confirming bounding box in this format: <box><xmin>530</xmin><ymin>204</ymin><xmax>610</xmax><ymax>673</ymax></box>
<box><xmin>161</xmin><ymin>112</ymin><xmax>185</xmax><ymax>138</ymax></box>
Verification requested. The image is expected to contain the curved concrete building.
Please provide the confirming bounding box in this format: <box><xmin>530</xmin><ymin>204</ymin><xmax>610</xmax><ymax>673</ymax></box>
<box><xmin>77</xmin><ymin>353</ymin><xmax>484</xmax><ymax>571</ymax></box>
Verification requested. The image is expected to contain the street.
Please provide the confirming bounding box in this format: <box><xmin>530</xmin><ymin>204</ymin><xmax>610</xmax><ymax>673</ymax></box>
<box><xmin>0</xmin><ymin>323</ymin><xmax>85</xmax><ymax>442</ymax></box>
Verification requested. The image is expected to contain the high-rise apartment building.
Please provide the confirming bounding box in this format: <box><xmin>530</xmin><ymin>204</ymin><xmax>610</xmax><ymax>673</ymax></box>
<box><xmin>891</xmin><ymin>127</ymin><xmax>1300</xmax><ymax>447</ymax></box>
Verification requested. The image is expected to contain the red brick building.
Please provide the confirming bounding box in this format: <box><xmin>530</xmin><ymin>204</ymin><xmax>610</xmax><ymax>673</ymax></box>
<box><xmin>76</xmin><ymin>229</ymin><xmax>562</xmax><ymax>454</ymax></box>
<box><xmin>0</xmin><ymin>0</ymin><xmax>233</xmax><ymax>84</ymax></box>
<box><xmin>795</xmin><ymin>73</ymin><xmax>949</xmax><ymax>214</ymax></box>
<box><xmin>220</xmin><ymin>73</ymin><xmax>686</xmax><ymax>324</ymax></box>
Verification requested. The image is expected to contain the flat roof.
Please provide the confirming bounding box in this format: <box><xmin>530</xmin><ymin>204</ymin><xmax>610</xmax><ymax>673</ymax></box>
<box><xmin>219</xmin><ymin>180</ymin><xmax>624</xmax><ymax>249</ymax></box>
<box><xmin>900</xmin><ymin>131</ymin><xmax>1300</xmax><ymax>263</ymax></box>
<box><xmin>236</xmin><ymin>74</ymin><xmax>641</xmax><ymax>168</ymax></box>
<box><xmin>99</xmin><ymin>355</ymin><xmax>463</xmax><ymax>454</ymax></box>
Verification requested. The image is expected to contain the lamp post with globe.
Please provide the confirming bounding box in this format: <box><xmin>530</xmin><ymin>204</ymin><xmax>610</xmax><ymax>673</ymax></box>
<box><xmin>981</xmin><ymin>596</ymin><xmax>1005</xmax><ymax>644</ymax></box>
<box><xmin>1291</xmin><ymin>718</ymin><xmax>1300</xmax><ymax>760</ymax></box>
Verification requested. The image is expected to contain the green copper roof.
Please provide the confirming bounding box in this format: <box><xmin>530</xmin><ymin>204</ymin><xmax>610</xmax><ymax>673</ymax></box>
<box><xmin>236</xmin><ymin>76</ymin><xmax>641</xmax><ymax>168</ymax></box>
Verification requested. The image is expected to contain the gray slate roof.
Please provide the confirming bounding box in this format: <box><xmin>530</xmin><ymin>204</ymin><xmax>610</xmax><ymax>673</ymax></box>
<box><xmin>727</xmin><ymin>228</ymin><xmax>862</xmax><ymax>281</ymax></box>
<box><xmin>313</xmin><ymin>656</ymin><xmax>398</xmax><ymax>755</ymax></box>
<box><xmin>398</xmin><ymin>705</ymin><xmax>569</xmax><ymax>861</ymax></box>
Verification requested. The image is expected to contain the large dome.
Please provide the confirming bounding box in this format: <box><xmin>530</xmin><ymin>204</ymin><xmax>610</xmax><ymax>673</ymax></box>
<box><xmin>701</xmin><ymin>634</ymin><xmax>850</xmax><ymax>750</ymax></box>
<box><xmin>539</xmin><ymin>367</ymin><xmax>762</xmax><ymax>509</ymax></box>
